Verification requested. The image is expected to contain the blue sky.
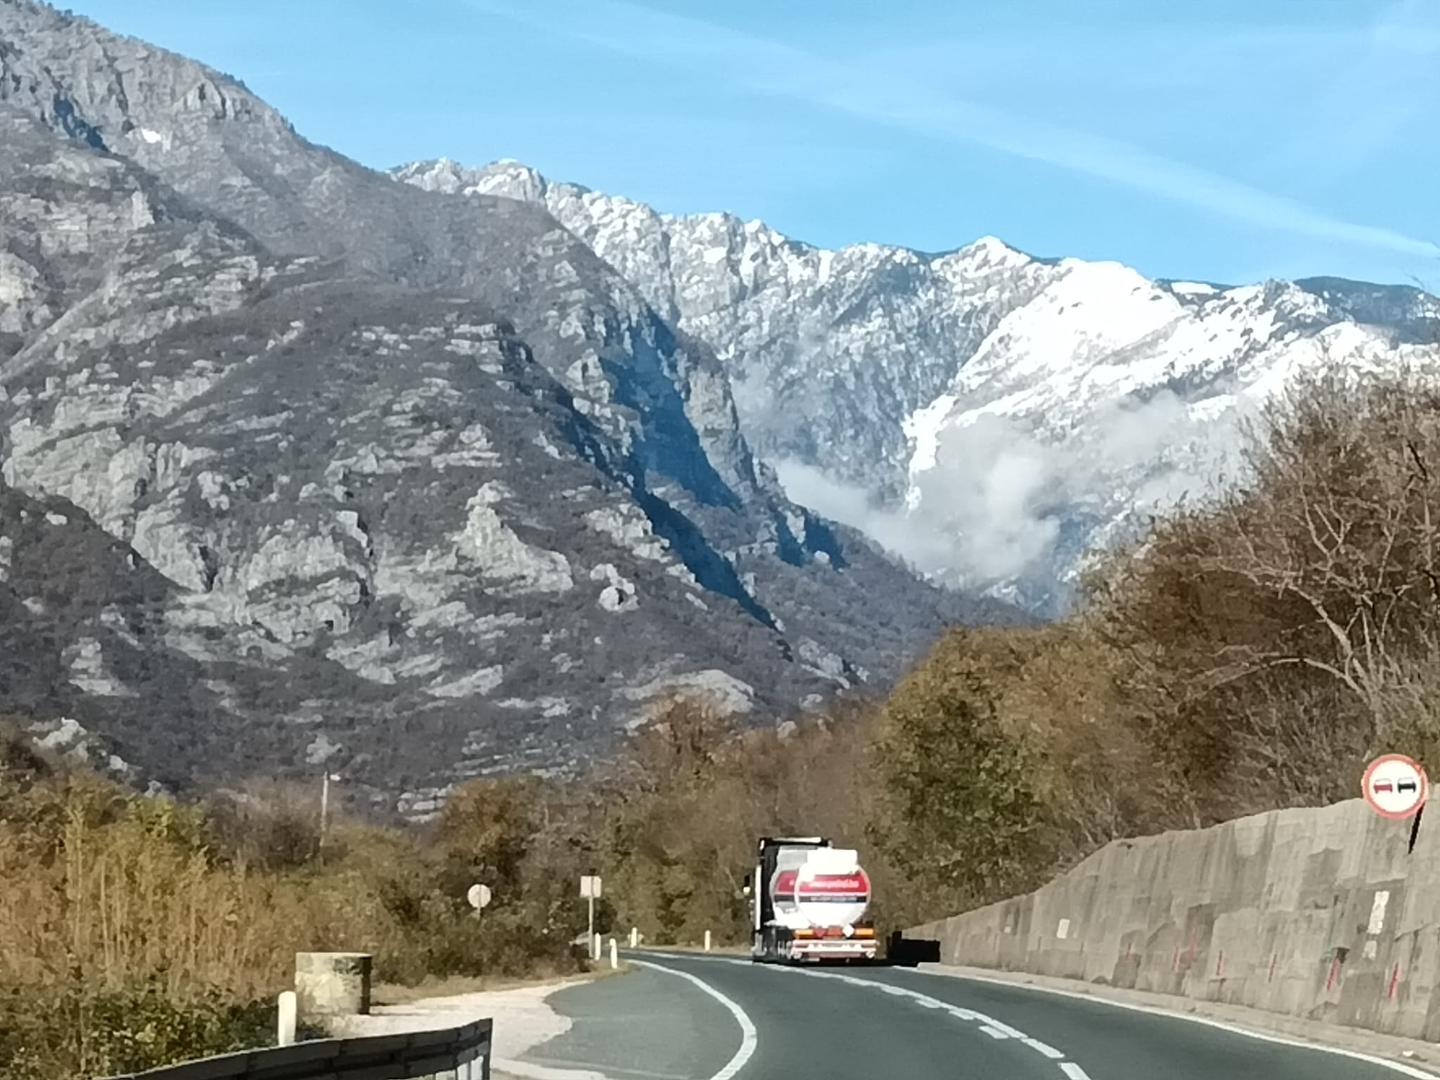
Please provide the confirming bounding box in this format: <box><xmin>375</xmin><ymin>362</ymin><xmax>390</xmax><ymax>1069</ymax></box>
<box><xmin>75</xmin><ymin>0</ymin><xmax>1440</xmax><ymax>288</ymax></box>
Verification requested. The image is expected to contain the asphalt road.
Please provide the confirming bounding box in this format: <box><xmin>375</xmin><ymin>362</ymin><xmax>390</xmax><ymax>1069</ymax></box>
<box><xmin>512</xmin><ymin>950</ymin><xmax>1430</xmax><ymax>1080</ymax></box>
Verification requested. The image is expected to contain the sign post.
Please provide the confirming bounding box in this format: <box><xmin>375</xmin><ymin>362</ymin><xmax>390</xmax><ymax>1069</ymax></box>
<box><xmin>580</xmin><ymin>875</ymin><xmax>602</xmax><ymax>960</ymax></box>
<box><xmin>318</xmin><ymin>772</ymin><xmax>342</xmax><ymax>864</ymax></box>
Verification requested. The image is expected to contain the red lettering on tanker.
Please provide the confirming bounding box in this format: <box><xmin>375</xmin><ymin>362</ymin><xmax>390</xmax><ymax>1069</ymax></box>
<box><xmin>773</xmin><ymin>870</ymin><xmax>871</xmax><ymax>896</ymax></box>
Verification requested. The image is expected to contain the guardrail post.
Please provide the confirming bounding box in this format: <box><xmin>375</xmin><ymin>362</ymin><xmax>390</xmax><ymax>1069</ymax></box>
<box><xmin>277</xmin><ymin>990</ymin><xmax>298</xmax><ymax>1046</ymax></box>
<box><xmin>704</xmin><ymin>930</ymin><xmax>712</xmax><ymax>952</ymax></box>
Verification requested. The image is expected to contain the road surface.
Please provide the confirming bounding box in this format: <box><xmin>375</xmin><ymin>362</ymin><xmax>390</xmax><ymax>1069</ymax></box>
<box><xmin>509</xmin><ymin>950</ymin><xmax>1431</xmax><ymax>1080</ymax></box>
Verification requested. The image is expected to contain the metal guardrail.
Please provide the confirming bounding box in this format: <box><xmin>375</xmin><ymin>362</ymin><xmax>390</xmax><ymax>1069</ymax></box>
<box><xmin>100</xmin><ymin>1018</ymin><xmax>493</xmax><ymax>1080</ymax></box>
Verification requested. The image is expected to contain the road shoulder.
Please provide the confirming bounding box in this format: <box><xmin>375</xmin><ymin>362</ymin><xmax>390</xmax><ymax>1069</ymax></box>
<box><xmin>512</xmin><ymin>959</ymin><xmax>744</xmax><ymax>1080</ymax></box>
<box><xmin>327</xmin><ymin>971</ymin><xmax>602</xmax><ymax>1076</ymax></box>
<box><xmin>912</xmin><ymin>962</ymin><xmax>1440</xmax><ymax>1077</ymax></box>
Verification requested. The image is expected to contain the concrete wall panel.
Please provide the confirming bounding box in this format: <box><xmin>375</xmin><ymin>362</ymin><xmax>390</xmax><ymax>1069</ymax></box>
<box><xmin>910</xmin><ymin>799</ymin><xmax>1440</xmax><ymax>1041</ymax></box>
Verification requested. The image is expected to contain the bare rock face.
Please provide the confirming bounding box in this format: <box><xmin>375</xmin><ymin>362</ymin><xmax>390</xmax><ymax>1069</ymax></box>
<box><xmin>396</xmin><ymin>160</ymin><xmax>1440</xmax><ymax>615</ymax></box>
<box><xmin>0</xmin><ymin>0</ymin><xmax>1017</xmax><ymax>810</ymax></box>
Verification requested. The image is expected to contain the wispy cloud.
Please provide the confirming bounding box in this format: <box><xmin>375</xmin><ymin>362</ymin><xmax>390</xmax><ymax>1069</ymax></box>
<box><xmin>1256</xmin><ymin>0</ymin><xmax>1440</xmax><ymax>183</ymax></box>
<box><xmin>470</xmin><ymin>0</ymin><xmax>1440</xmax><ymax>260</ymax></box>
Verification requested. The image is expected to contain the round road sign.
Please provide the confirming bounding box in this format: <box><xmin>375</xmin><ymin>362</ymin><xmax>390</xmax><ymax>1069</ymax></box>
<box><xmin>467</xmin><ymin>883</ymin><xmax>492</xmax><ymax>910</ymax></box>
<box><xmin>1362</xmin><ymin>754</ymin><xmax>1429</xmax><ymax>821</ymax></box>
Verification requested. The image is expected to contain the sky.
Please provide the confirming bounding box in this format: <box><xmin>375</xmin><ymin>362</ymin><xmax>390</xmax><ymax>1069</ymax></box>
<box><xmin>74</xmin><ymin>0</ymin><xmax>1440</xmax><ymax>289</ymax></box>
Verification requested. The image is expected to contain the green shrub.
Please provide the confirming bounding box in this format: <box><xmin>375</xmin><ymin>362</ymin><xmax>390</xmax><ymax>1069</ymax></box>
<box><xmin>0</xmin><ymin>984</ymin><xmax>275</xmax><ymax>1080</ymax></box>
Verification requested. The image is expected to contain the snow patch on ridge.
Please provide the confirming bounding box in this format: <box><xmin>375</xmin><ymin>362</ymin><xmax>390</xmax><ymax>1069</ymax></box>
<box><xmin>394</xmin><ymin>156</ymin><xmax>1440</xmax><ymax>614</ymax></box>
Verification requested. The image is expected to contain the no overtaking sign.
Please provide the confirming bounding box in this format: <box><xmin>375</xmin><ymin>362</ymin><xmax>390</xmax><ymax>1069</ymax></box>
<box><xmin>1362</xmin><ymin>753</ymin><xmax>1429</xmax><ymax>821</ymax></box>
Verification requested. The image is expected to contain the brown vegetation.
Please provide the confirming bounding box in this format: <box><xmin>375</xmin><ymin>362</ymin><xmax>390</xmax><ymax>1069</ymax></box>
<box><xmin>1096</xmin><ymin>367</ymin><xmax>1440</xmax><ymax>822</ymax></box>
<box><xmin>0</xmin><ymin>728</ymin><xmax>584</xmax><ymax>1080</ymax></box>
<box><xmin>580</xmin><ymin>366</ymin><xmax>1440</xmax><ymax>934</ymax></box>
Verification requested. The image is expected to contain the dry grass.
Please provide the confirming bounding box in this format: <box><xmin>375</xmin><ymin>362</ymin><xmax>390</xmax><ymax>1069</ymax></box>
<box><xmin>0</xmin><ymin>751</ymin><xmax>585</xmax><ymax>1079</ymax></box>
<box><xmin>0</xmin><ymin>784</ymin><xmax>316</xmax><ymax>1003</ymax></box>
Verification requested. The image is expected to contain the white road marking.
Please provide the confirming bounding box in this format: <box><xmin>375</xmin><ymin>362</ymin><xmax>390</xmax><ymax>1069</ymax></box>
<box><xmin>757</xmin><ymin>963</ymin><xmax>1084</xmax><ymax>1077</ymax></box>
<box><xmin>1023</xmin><ymin>1038</ymin><xmax>1066</xmax><ymax>1060</ymax></box>
<box><xmin>638</xmin><ymin>952</ymin><xmax>1090</xmax><ymax>1079</ymax></box>
<box><xmin>628</xmin><ymin>959</ymin><xmax>758</xmax><ymax>1080</ymax></box>
<box><xmin>900</xmin><ymin>966</ymin><xmax>1440</xmax><ymax>1079</ymax></box>
<box><xmin>983</xmin><ymin>1018</ymin><xmax>1027</xmax><ymax>1039</ymax></box>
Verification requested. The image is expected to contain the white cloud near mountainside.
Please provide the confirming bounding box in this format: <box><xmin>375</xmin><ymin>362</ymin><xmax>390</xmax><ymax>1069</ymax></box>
<box><xmin>771</xmin><ymin>459</ymin><xmax>947</xmax><ymax>572</ymax></box>
<box><xmin>776</xmin><ymin>390</ymin><xmax>1238</xmax><ymax>595</ymax></box>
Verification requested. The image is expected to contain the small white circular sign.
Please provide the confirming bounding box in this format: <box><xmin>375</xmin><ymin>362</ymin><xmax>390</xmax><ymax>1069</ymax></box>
<box><xmin>1362</xmin><ymin>754</ymin><xmax>1429</xmax><ymax>820</ymax></box>
<box><xmin>467</xmin><ymin>883</ymin><xmax>493</xmax><ymax>910</ymax></box>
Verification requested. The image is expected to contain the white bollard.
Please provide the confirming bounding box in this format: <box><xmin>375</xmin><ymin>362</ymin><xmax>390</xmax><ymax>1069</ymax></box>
<box><xmin>593</xmin><ymin>932</ymin><xmax>602</xmax><ymax>961</ymax></box>
<box><xmin>630</xmin><ymin>926</ymin><xmax>638</xmax><ymax>949</ymax></box>
<box><xmin>277</xmin><ymin>990</ymin><xmax>297</xmax><ymax>1047</ymax></box>
<box><xmin>609</xmin><ymin>937</ymin><xmax>618</xmax><ymax>969</ymax></box>
<box><xmin>704</xmin><ymin>930</ymin><xmax>712</xmax><ymax>953</ymax></box>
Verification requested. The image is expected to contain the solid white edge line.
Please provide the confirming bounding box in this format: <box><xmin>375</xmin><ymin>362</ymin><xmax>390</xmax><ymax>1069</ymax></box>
<box><xmin>648</xmin><ymin>952</ymin><xmax>1084</xmax><ymax>1074</ymax></box>
<box><xmin>902</xmin><ymin>967</ymin><xmax>1438</xmax><ymax>1079</ymax></box>
<box><xmin>629</xmin><ymin>959</ymin><xmax>758</xmax><ymax>1080</ymax></box>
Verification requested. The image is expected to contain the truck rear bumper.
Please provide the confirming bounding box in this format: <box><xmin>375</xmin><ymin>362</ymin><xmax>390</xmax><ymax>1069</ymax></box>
<box><xmin>787</xmin><ymin>939</ymin><xmax>878</xmax><ymax>962</ymax></box>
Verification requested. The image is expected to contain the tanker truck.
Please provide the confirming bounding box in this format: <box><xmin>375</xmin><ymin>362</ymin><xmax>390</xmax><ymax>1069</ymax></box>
<box><xmin>744</xmin><ymin>836</ymin><xmax>878</xmax><ymax>963</ymax></box>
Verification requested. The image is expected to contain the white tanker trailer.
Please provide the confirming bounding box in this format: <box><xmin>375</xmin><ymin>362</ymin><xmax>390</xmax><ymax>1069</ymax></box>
<box><xmin>744</xmin><ymin>836</ymin><xmax>878</xmax><ymax>963</ymax></box>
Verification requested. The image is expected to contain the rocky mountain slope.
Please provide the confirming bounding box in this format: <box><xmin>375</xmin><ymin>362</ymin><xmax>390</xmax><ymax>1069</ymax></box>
<box><xmin>0</xmin><ymin>0</ymin><xmax>1016</xmax><ymax>811</ymax></box>
<box><xmin>395</xmin><ymin>160</ymin><xmax>1440</xmax><ymax>613</ymax></box>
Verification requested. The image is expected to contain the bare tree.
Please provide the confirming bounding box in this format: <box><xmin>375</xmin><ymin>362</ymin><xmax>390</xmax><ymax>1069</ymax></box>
<box><xmin>1097</xmin><ymin>360</ymin><xmax>1440</xmax><ymax>819</ymax></box>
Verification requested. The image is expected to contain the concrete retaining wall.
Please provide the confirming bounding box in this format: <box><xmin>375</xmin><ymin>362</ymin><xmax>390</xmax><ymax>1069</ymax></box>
<box><xmin>910</xmin><ymin>798</ymin><xmax>1440</xmax><ymax>1040</ymax></box>
<box><xmin>296</xmin><ymin>951</ymin><xmax>373</xmax><ymax>1019</ymax></box>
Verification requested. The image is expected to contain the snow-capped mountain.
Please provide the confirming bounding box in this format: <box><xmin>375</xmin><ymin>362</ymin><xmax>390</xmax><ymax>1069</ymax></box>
<box><xmin>395</xmin><ymin>159</ymin><xmax>1440</xmax><ymax>612</ymax></box>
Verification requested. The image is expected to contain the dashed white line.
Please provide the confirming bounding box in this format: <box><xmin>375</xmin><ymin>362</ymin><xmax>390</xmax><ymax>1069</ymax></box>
<box><xmin>637</xmin><ymin>952</ymin><xmax>1089</xmax><ymax>1080</ymax></box>
<box><xmin>628</xmin><ymin>959</ymin><xmax>758</xmax><ymax>1080</ymax></box>
<box><xmin>897</xmin><ymin>965</ymin><xmax>1440</xmax><ymax>1079</ymax></box>
<box><xmin>757</xmin><ymin>962</ymin><xmax>1084</xmax><ymax>1078</ymax></box>
<box><xmin>1023</xmin><ymin>1038</ymin><xmax>1066</xmax><ymax>1060</ymax></box>
<box><xmin>984</xmin><ymin>1018</ymin><xmax>1027</xmax><ymax>1039</ymax></box>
